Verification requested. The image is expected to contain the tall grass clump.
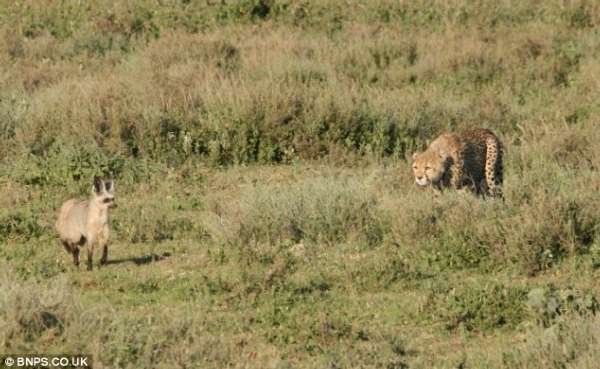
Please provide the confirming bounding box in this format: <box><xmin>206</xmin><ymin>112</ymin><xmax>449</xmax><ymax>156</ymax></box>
<box><xmin>380</xmin><ymin>132</ymin><xmax>600</xmax><ymax>276</ymax></box>
<box><xmin>0</xmin><ymin>270</ymin><xmax>75</xmax><ymax>351</ymax></box>
<box><xmin>206</xmin><ymin>175</ymin><xmax>384</xmax><ymax>247</ymax></box>
<box><xmin>9</xmin><ymin>0</ymin><xmax>598</xmax><ymax>167</ymax></box>
<box><xmin>0</xmin><ymin>269</ymin><xmax>267</xmax><ymax>368</ymax></box>
<box><xmin>500</xmin><ymin>315</ymin><xmax>600</xmax><ymax>369</ymax></box>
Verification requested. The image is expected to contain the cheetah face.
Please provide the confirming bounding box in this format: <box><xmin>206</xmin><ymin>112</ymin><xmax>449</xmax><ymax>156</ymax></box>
<box><xmin>412</xmin><ymin>151</ymin><xmax>447</xmax><ymax>187</ymax></box>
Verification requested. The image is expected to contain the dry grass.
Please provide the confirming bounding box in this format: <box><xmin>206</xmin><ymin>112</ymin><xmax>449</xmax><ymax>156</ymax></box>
<box><xmin>2</xmin><ymin>1</ymin><xmax>600</xmax><ymax>368</ymax></box>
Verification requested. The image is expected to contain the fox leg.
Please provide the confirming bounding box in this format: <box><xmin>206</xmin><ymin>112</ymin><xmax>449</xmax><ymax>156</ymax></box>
<box><xmin>99</xmin><ymin>228</ymin><xmax>109</xmax><ymax>266</ymax></box>
<box><xmin>73</xmin><ymin>246</ymin><xmax>80</xmax><ymax>267</ymax></box>
<box><xmin>87</xmin><ymin>244</ymin><xmax>95</xmax><ymax>271</ymax></box>
<box><xmin>100</xmin><ymin>244</ymin><xmax>108</xmax><ymax>265</ymax></box>
<box><xmin>62</xmin><ymin>241</ymin><xmax>72</xmax><ymax>254</ymax></box>
<box><xmin>62</xmin><ymin>241</ymin><xmax>80</xmax><ymax>267</ymax></box>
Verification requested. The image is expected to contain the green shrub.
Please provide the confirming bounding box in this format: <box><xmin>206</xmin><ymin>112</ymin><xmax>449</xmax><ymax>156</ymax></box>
<box><xmin>0</xmin><ymin>213</ymin><xmax>43</xmax><ymax>242</ymax></box>
<box><xmin>441</xmin><ymin>282</ymin><xmax>528</xmax><ymax>332</ymax></box>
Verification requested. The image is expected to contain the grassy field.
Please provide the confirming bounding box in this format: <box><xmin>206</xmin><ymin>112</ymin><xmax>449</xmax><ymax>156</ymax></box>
<box><xmin>2</xmin><ymin>1</ymin><xmax>600</xmax><ymax>368</ymax></box>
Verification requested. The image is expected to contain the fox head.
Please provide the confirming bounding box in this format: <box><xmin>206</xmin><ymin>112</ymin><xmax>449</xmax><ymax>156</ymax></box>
<box><xmin>92</xmin><ymin>176</ymin><xmax>116</xmax><ymax>208</ymax></box>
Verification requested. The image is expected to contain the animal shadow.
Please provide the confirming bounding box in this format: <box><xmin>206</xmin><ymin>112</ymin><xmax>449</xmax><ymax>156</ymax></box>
<box><xmin>105</xmin><ymin>252</ymin><xmax>171</xmax><ymax>266</ymax></box>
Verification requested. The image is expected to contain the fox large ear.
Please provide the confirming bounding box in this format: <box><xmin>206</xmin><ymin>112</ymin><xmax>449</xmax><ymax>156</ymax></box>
<box><xmin>93</xmin><ymin>176</ymin><xmax>103</xmax><ymax>194</ymax></box>
<box><xmin>104</xmin><ymin>179</ymin><xmax>114</xmax><ymax>193</ymax></box>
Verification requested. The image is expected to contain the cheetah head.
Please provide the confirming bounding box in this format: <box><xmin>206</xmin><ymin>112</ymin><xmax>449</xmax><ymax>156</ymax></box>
<box><xmin>411</xmin><ymin>150</ymin><xmax>450</xmax><ymax>188</ymax></box>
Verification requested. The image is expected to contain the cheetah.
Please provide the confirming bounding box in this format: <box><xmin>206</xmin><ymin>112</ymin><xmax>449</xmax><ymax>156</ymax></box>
<box><xmin>411</xmin><ymin>128</ymin><xmax>503</xmax><ymax>197</ymax></box>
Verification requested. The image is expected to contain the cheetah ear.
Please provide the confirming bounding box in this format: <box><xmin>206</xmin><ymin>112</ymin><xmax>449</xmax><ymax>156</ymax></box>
<box><xmin>412</xmin><ymin>152</ymin><xmax>418</xmax><ymax>160</ymax></box>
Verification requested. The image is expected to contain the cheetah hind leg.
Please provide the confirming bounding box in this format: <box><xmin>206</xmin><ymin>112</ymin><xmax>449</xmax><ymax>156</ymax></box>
<box><xmin>484</xmin><ymin>136</ymin><xmax>504</xmax><ymax>199</ymax></box>
<box><xmin>492</xmin><ymin>145</ymin><xmax>504</xmax><ymax>199</ymax></box>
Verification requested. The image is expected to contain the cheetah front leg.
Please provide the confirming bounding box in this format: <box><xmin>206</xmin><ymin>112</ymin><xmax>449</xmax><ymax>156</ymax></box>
<box><xmin>449</xmin><ymin>161</ymin><xmax>464</xmax><ymax>192</ymax></box>
<box><xmin>431</xmin><ymin>183</ymin><xmax>443</xmax><ymax>197</ymax></box>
